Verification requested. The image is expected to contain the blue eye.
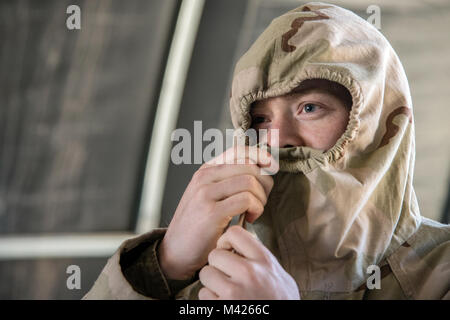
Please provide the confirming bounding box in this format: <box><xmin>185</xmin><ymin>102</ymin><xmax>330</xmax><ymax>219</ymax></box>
<box><xmin>303</xmin><ymin>103</ymin><xmax>317</xmax><ymax>113</ymax></box>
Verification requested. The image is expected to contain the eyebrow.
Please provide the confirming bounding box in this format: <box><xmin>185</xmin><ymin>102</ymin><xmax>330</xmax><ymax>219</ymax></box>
<box><xmin>251</xmin><ymin>103</ymin><xmax>265</xmax><ymax>111</ymax></box>
<box><xmin>292</xmin><ymin>82</ymin><xmax>353</xmax><ymax>109</ymax></box>
<box><xmin>250</xmin><ymin>89</ymin><xmax>328</xmax><ymax>112</ymax></box>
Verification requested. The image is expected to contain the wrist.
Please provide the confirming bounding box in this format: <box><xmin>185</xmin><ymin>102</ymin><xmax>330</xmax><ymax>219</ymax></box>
<box><xmin>157</xmin><ymin>238</ymin><xmax>196</xmax><ymax>281</ymax></box>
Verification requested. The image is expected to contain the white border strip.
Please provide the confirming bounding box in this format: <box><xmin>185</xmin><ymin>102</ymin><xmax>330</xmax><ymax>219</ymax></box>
<box><xmin>0</xmin><ymin>233</ymin><xmax>136</xmax><ymax>260</ymax></box>
<box><xmin>135</xmin><ymin>0</ymin><xmax>205</xmax><ymax>234</ymax></box>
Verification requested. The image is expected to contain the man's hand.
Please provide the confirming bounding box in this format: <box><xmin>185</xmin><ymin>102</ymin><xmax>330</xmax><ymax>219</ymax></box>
<box><xmin>198</xmin><ymin>226</ymin><xmax>300</xmax><ymax>300</ymax></box>
<box><xmin>158</xmin><ymin>146</ymin><xmax>277</xmax><ymax>281</ymax></box>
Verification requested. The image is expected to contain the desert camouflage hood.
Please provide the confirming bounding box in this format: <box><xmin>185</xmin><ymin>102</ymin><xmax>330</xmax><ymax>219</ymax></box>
<box><xmin>230</xmin><ymin>2</ymin><xmax>422</xmax><ymax>297</ymax></box>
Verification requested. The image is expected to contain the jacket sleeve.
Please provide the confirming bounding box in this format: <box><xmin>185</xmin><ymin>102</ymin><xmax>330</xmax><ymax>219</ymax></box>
<box><xmin>82</xmin><ymin>228</ymin><xmax>198</xmax><ymax>300</ymax></box>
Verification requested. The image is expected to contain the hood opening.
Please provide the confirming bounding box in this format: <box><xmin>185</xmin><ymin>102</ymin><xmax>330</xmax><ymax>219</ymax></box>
<box><xmin>248</xmin><ymin>77</ymin><xmax>353</xmax><ymax>154</ymax></box>
<box><xmin>237</xmin><ymin>66</ymin><xmax>364</xmax><ymax>173</ymax></box>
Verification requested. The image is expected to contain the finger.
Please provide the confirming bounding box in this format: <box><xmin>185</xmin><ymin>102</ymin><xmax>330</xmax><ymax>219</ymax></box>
<box><xmin>198</xmin><ymin>287</ymin><xmax>219</xmax><ymax>300</ymax></box>
<box><xmin>213</xmin><ymin>191</ymin><xmax>264</xmax><ymax>223</ymax></box>
<box><xmin>208</xmin><ymin>248</ymin><xmax>249</xmax><ymax>281</ymax></box>
<box><xmin>196</xmin><ymin>163</ymin><xmax>274</xmax><ymax>197</ymax></box>
<box><xmin>211</xmin><ymin>174</ymin><xmax>267</xmax><ymax>205</ymax></box>
<box><xmin>205</xmin><ymin>145</ymin><xmax>275</xmax><ymax>168</ymax></box>
<box><xmin>181</xmin><ymin>162</ymin><xmax>269</xmax><ymax>216</ymax></box>
<box><xmin>217</xmin><ymin>226</ymin><xmax>267</xmax><ymax>261</ymax></box>
<box><xmin>199</xmin><ymin>265</ymin><xmax>232</xmax><ymax>297</ymax></box>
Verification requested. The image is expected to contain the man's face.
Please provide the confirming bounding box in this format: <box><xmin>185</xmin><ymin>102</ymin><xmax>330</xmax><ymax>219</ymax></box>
<box><xmin>250</xmin><ymin>86</ymin><xmax>351</xmax><ymax>151</ymax></box>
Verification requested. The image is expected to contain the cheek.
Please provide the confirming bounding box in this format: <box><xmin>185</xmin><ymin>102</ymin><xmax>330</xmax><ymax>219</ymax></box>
<box><xmin>301</xmin><ymin>111</ymin><xmax>349</xmax><ymax>150</ymax></box>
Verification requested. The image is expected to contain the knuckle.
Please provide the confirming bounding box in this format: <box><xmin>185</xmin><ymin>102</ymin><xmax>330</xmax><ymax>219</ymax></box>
<box><xmin>193</xmin><ymin>168</ymin><xmax>207</xmax><ymax>182</ymax></box>
<box><xmin>252</xmin><ymin>205</ymin><xmax>264</xmax><ymax>217</ymax></box>
<box><xmin>241</xmin><ymin>192</ymin><xmax>262</xmax><ymax>214</ymax></box>
<box><xmin>245</xmin><ymin>263</ymin><xmax>265</xmax><ymax>287</ymax></box>
<box><xmin>259</xmin><ymin>250</ymin><xmax>274</xmax><ymax>267</ymax></box>
<box><xmin>226</xmin><ymin>225</ymin><xmax>244</xmax><ymax>240</ymax></box>
<box><xmin>240</xmin><ymin>262</ymin><xmax>255</xmax><ymax>280</ymax></box>
<box><xmin>196</xmin><ymin>185</ymin><xmax>210</xmax><ymax>200</ymax></box>
<box><xmin>241</xmin><ymin>191</ymin><xmax>253</xmax><ymax>205</ymax></box>
<box><xmin>242</xmin><ymin>174</ymin><xmax>258</xmax><ymax>189</ymax></box>
<box><xmin>224</xmin><ymin>226</ymin><xmax>235</xmax><ymax>239</ymax></box>
<box><xmin>255</xmin><ymin>202</ymin><xmax>264</xmax><ymax>215</ymax></box>
<box><xmin>228</xmin><ymin>225</ymin><xmax>242</xmax><ymax>236</ymax></box>
<box><xmin>191</xmin><ymin>169</ymin><xmax>206</xmax><ymax>183</ymax></box>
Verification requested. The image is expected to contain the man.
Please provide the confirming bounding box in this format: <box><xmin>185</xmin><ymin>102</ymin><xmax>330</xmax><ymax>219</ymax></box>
<box><xmin>84</xmin><ymin>3</ymin><xmax>449</xmax><ymax>299</ymax></box>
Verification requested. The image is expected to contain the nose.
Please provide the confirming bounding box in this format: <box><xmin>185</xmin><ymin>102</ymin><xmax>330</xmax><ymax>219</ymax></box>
<box><xmin>266</xmin><ymin>116</ymin><xmax>304</xmax><ymax>148</ymax></box>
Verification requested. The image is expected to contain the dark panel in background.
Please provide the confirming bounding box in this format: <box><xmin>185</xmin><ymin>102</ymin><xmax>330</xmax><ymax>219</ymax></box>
<box><xmin>0</xmin><ymin>257</ymin><xmax>107</xmax><ymax>299</ymax></box>
<box><xmin>0</xmin><ymin>0</ymin><xmax>178</xmax><ymax>234</ymax></box>
<box><xmin>160</xmin><ymin>0</ymin><xmax>249</xmax><ymax>227</ymax></box>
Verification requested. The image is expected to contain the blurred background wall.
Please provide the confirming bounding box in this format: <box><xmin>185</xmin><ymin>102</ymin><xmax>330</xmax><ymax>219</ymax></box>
<box><xmin>0</xmin><ymin>0</ymin><xmax>449</xmax><ymax>299</ymax></box>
